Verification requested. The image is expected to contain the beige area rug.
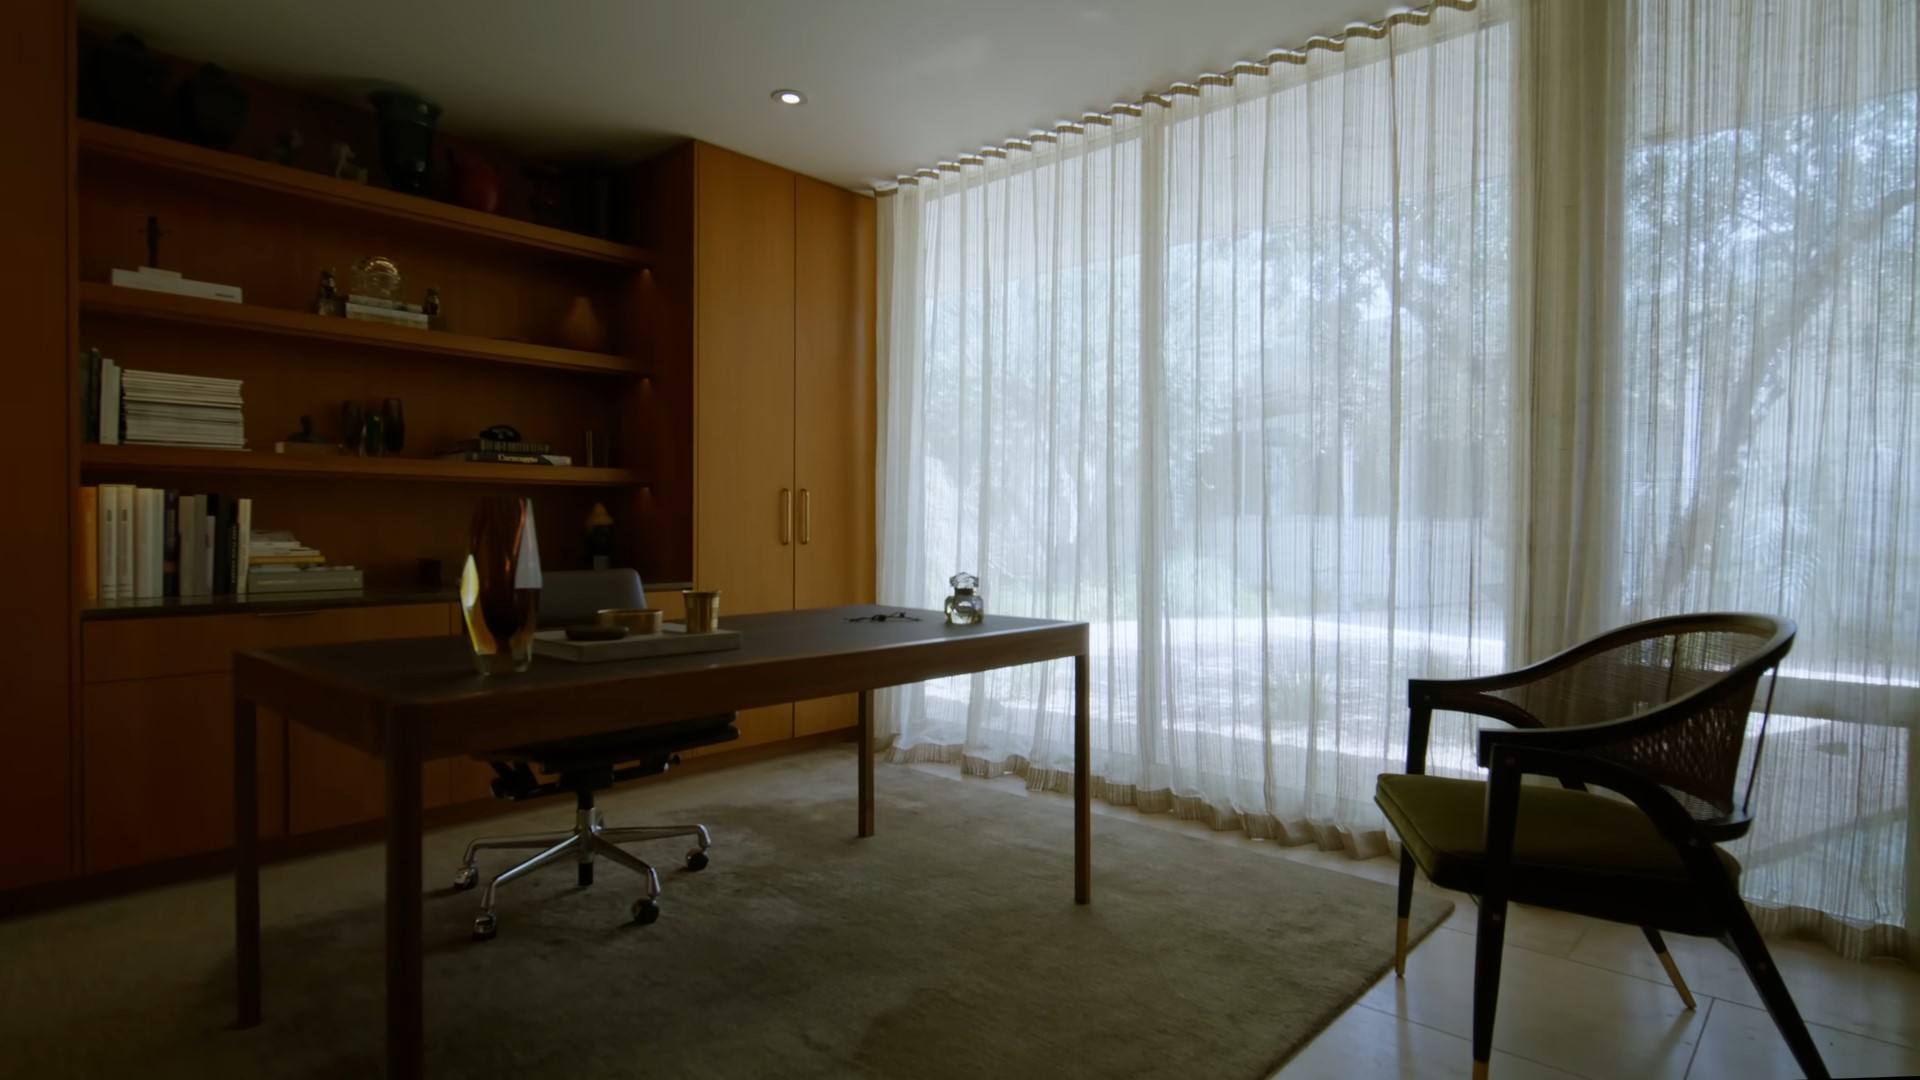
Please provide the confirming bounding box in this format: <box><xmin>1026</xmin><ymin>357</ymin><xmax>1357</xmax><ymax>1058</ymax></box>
<box><xmin>0</xmin><ymin>749</ymin><xmax>1451</xmax><ymax>1079</ymax></box>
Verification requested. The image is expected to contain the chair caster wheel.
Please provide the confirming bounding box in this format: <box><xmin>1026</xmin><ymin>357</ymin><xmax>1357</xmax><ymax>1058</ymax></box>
<box><xmin>632</xmin><ymin>899</ymin><xmax>661</xmax><ymax>925</ymax></box>
<box><xmin>453</xmin><ymin>865</ymin><xmax>479</xmax><ymax>891</ymax></box>
<box><xmin>685</xmin><ymin>851</ymin><xmax>709</xmax><ymax>872</ymax></box>
<box><xmin>472</xmin><ymin>914</ymin><xmax>498</xmax><ymax>941</ymax></box>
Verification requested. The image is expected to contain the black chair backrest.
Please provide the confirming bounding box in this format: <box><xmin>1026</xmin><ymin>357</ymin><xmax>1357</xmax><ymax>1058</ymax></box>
<box><xmin>539</xmin><ymin>569</ymin><xmax>647</xmax><ymax>630</ymax></box>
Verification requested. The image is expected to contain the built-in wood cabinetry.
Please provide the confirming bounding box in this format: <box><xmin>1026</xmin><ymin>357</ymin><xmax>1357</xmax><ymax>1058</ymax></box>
<box><xmin>663</xmin><ymin>144</ymin><xmax>877</xmax><ymax>751</ymax></box>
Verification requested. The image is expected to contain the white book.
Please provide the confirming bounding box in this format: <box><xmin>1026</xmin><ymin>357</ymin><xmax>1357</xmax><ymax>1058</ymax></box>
<box><xmin>100</xmin><ymin>358</ymin><xmax>121</xmax><ymax>445</ymax></box>
<box><xmin>147</xmin><ymin>489</ymin><xmax>166</xmax><ymax>598</ymax></box>
<box><xmin>236</xmin><ymin>498</ymin><xmax>252</xmax><ymax>596</ymax></box>
<box><xmin>98</xmin><ymin>485</ymin><xmax>120</xmax><ymax>602</ymax></box>
<box><xmin>110</xmin><ymin>267</ymin><xmax>243</xmax><ymax>303</ymax></box>
<box><xmin>114</xmin><ymin>484</ymin><xmax>135</xmax><ymax>600</ymax></box>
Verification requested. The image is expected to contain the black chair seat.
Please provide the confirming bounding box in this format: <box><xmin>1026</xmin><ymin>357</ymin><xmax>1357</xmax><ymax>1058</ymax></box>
<box><xmin>480</xmin><ymin>713</ymin><xmax>739</xmax><ymax>775</ymax></box>
<box><xmin>1376</xmin><ymin>774</ymin><xmax>1739</xmax><ymax>936</ymax></box>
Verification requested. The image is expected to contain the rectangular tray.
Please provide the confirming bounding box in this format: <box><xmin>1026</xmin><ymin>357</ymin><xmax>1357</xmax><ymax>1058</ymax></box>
<box><xmin>531</xmin><ymin>624</ymin><xmax>741</xmax><ymax>663</ymax></box>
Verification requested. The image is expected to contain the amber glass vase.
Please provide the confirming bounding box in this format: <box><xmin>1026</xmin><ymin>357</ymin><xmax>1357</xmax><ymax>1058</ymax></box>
<box><xmin>460</xmin><ymin>497</ymin><xmax>543</xmax><ymax>675</ymax></box>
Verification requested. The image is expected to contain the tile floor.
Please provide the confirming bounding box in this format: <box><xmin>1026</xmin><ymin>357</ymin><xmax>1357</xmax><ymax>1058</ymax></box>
<box><xmin>904</xmin><ymin>762</ymin><xmax>1920</xmax><ymax>1080</ymax></box>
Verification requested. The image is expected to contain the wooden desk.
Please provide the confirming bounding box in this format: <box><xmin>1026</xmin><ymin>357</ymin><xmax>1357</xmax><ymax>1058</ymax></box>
<box><xmin>231</xmin><ymin>605</ymin><xmax>1091</xmax><ymax>1078</ymax></box>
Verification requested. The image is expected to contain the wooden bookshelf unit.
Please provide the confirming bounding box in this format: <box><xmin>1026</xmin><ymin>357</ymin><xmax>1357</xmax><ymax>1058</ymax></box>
<box><xmin>5</xmin><ymin>2</ymin><xmax>870</xmax><ymax>910</ymax></box>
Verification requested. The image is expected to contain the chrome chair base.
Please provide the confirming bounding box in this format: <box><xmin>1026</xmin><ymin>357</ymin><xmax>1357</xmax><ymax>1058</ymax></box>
<box><xmin>454</xmin><ymin>805</ymin><xmax>712</xmax><ymax>939</ymax></box>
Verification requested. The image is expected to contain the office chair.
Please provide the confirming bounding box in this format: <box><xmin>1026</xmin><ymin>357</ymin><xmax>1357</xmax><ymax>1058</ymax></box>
<box><xmin>452</xmin><ymin>568</ymin><xmax>738</xmax><ymax>940</ymax></box>
<box><xmin>1375</xmin><ymin>612</ymin><xmax>1825</xmax><ymax>1079</ymax></box>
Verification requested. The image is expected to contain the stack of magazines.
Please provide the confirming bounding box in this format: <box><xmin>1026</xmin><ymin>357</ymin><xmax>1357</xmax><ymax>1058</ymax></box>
<box><xmin>120</xmin><ymin>369</ymin><xmax>245</xmax><ymax>450</ymax></box>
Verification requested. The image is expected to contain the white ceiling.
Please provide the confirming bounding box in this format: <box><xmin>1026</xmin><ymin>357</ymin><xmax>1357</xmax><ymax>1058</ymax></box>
<box><xmin>80</xmin><ymin>0</ymin><xmax>1400</xmax><ymax>191</ymax></box>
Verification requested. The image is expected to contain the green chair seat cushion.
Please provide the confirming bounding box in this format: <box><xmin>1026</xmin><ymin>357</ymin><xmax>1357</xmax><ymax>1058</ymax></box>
<box><xmin>1375</xmin><ymin>774</ymin><xmax>1737</xmax><ymax>935</ymax></box>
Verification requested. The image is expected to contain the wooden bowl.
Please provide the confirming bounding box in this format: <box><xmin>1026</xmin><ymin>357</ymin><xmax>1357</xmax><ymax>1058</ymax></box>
<box><xmin>595</xmin><ymin>607</ymin><xmax>662</xmax><ymax>635</ymax></box>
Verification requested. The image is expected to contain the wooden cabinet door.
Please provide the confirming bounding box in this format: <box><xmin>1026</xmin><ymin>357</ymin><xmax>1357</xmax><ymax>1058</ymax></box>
<box><xmin>693</xmin><ymin>143</ymin><xmax>796</xmax><ymax>618</ymax></box>
<box><xmin>793</xmin><ymin>178</ymin><xmax>877</xmax><ymax>737</ymax></box>
<box><xmin>82</xmin><ymin>673</ymin><xmax>285</xmax><ymax>873</ymax></box>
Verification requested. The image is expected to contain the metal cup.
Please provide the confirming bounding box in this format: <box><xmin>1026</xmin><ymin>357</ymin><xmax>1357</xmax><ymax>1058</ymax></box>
<box><xmin>681</xmin><ymin>589</ymin><xmax>722</xmax><ymax>633</ymax></box>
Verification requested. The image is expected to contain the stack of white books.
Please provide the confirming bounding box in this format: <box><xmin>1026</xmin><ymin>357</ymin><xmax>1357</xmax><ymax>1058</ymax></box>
<box><xmin>120</xmin><ymin>370</ymin><xmax>246</xmax><ymax>450</ymax></box>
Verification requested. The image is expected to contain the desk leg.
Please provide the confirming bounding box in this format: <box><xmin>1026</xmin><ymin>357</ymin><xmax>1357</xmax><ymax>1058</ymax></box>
<box><xmin>385</xmin><ymin>714</ymin><xmax>425</xmax><ymax>1080</ymax></box>
<box><xmin>857</xmin><ymin>689</ymin><xmax>875</xmax><ymax>838</ymax></box>
<box><xmin>1074</xmin><ymin>653</ymin><xmax>1091</xmax><ymax>905</ymax></box>
<box><xmin>234</xmin><ymin>696</ymin><xmax>261</xmax><ymax>1028</ymax></box>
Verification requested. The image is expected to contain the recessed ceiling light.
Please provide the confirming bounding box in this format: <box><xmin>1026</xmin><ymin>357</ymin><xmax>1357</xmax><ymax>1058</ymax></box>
<box><xmin>772</xmin><ymin>89</ymin><xmax>807</xmax><ymax>106</ymax></box>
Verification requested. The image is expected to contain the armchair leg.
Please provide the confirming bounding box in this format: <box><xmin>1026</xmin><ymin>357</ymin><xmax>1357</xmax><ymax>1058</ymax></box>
<box><xmin>1713</xmin><ymin>893</ymin><xmax>1829</xmax><ymax>1079</ymax></box>
<box><xmin>1471</xmin><ymin>895</ymin><xmax>1509</xmax><ymax>1080</ymax></box>
<box><xmin>1394</xmin><ymin>849</ymin><xmax>1417</xmax><ymax>977</ymax></box>
<box><xmin>1641</xmin><ymin>926</ymin><xmax>1696</xmax><ymax>1010</ymax></box>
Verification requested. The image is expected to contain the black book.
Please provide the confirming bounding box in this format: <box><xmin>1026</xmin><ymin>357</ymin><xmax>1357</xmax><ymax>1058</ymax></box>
<box><xmin>208</xmin><ymin>493</ymin><xmax>230</xmax><ymax>596</ymax></box>
<box><xmin>81</xmin><ymin>349</ymin><xmax>101</xmax><ymax>443</ymax></box>
<box><xmin>227</xmin><ymin>508</ymin><xmax>241</xmax><ymax>595</ymax></box>
<box><xmin>162</xmin><ymin>489</ymin><xmax>179</xmax><ymax>598</ymax></box>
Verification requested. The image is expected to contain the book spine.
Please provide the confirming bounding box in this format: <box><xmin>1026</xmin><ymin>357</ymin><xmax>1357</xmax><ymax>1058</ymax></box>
<box><xmin>114</xmin><ymin>484</ymin><xmax>134</xmax><ymax>600</ymax></box>
<box><xmin>83</xmin><ymin>349</ymin><xmax>101</xmax><ymax>443</ymax></box>
<box><xmin>437</xmin><ymin>451</ymin><xmax>568</xmax><ymax>466</ymax></box>
<box><xmin>79</xmin><ymin>487</ymin><xmax>99</xmax><ymax>605</ymax></box>
<box><xmin>180</xmin><ymin>495</ymin><xmax>200</xmax><ymax>599</ymax></box>
<box><xmin>226</xmin><ymin>500</ymin><xmax>242</xmax><ymax>595</ymax></box>
<box><xmin>236</xmin><ymin>498</ymin><xmax>252</xmax><ymax>596</ymax></box>
<box><xmin>163</xmin><ymin>490</ymin><xmax>179</xmax><ymax>598</ymax></box>
<box><xmin>99</xmin><ymin>486</ymin><xmax>118</xmax><ymax>603</ymax></box>
<box><xmin>101</xmin><ymin>358</ymin><xmax>121</xmax><ymax>445</ymax></box>
<box><xmin>453</xmin><ymin>440</ymin><xmax>552</xmax><ymax>454</ymax></box>
<box><xmin>202</xmin><ymin>506</ymin><xmax>215</xmax><ymax>597</ymax></box>
<box><xmin>207</xmin><ymin>494</ymin><xmax>228</xmax><ymax>596</ymax></box>
<box><xmin>148</xmin><ymin>489</ymin><xmax>165</xmax><ymax>598</ymax></box>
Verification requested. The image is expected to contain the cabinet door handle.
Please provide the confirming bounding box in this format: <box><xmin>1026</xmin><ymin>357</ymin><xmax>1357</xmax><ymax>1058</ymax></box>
<box><xmin>799</xmin><ymin>488</ymin><xmax>811</xmax><ymax>545</ymax></box>
<box><xmin>781</xmin><ymin>488</ymin><xmax>792</xmax><ymax>545</ymax></box>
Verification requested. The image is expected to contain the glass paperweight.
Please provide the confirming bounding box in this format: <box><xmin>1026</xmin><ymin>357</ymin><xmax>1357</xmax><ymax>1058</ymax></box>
<box><xmin>460</xmin><ymin>496</ymin><xmax>543</xmax><ymax>675</ymax></box>
<box><xmin>944</xmin><ymin>572</ymin><xmax>984</xmax><ymax>625</ymax></box>
<box><xmin>349</xmin><ymin>255</ymin><xmax>402</xmax><ymax>301</ymax></box>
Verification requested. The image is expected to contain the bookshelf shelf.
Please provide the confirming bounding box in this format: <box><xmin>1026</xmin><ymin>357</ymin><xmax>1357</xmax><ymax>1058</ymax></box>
<box><xmin>77</xmin><ymin>120</ymin><xmax>657</xmax><ymax>269</ymax></box>
<box><xmin>80</xmin><ymin>283</ymin><xmax>644</xmax><ymax>377</ymax></box>
<box><xmin>81</xmin><ymin>444</ymin><xmax>645</xmax><ymax>487</ymax></box>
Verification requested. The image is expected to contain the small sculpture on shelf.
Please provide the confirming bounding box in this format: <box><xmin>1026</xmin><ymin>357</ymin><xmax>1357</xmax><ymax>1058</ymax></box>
<box><xmin>423</xmin><ymin>287</ymin><xmax>442</xmax><ymax>329</ymax></box>
<box><xmin>523</xmin><ymin>165</ymin><xmax>563</xmax><ymax>226</ymax></box>
<box><xmin>329</xmin><ymin>141</ymin><xmax>368</xmax><ymax>183</ymax></box>
<box><xmin>278</xmin><ymin>415</ymin><xmax>335</xmax><ymax>455</ymax></box>
<box><xmin>176</xmin><ymin>63</ymin><xmax>249</xmax><ymax>149</ymax></box>
<box><xmin>256</xmin><ymin>128</ymin><xmax>303</xmax><ymax>165</ymax></box>
<box><xmin>445</xmin><ymin>149</ymin><xmax>502</xmax><ymax>214</ymax></box>
<box><xmin>314</xmin><ymin>267</ymin><xmax>342</xmax><ymax>316</ymax></box>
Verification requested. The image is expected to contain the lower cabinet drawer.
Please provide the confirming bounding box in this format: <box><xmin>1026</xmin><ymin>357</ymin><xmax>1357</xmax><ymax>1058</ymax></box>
<box><xmin>84</xmin><ymin>603</ymin><xmax>454</xmax><ymax>683</ymax></box>
<box><xmin>81</xmin><ymin>673</ymin><xmax>286</xmax><ymax>874</ymax></box>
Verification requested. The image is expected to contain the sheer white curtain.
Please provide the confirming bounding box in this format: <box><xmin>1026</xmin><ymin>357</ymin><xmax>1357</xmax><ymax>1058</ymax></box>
<box><xmin>877</xmin><ymin>1</ymin><xmax>1515</xmax><ymax>853</ymax></box>
<box><xmin>1592</xmin><ymin>0</ymin><xmax>1918</xmax><ymax>960</ymax></box>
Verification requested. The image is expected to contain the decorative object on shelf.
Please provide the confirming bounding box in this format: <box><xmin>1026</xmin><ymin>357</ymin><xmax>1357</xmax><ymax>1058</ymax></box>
<box><xmin>444</xmin><ymin>148</ymin><xmax>503</xmax><ymax>214</ymax></box>
<box><xmin>256</xmin><ymin>128</ymin><xmax>302</xmax><ymax>165</ymax></box>
<box><xmin>109</xmin><ymin>215</ymin><xmax>248</xmax><ymax>302</ymax></box>
<box><xmin>570</xmin><ymin>167</ymin><xmax>626</xmax><ymax>240</ymax></box>
<box><xmin>368</xmin><ymin>88</ymin><xmax>441</xmax><ymax>195</ymax></box>
<box><xmin>595</xmin><ymin>607</ymin><xmax>661</xmax><ymax>635</ymax></box>
<box><xmin>583</xmin><ymin>428</ymin><xmax>602</xmax><ymax>468</ymax></box>
<box><xmin>349</xmin><ymin>255</ymin><xmax>402</xmax><ymax>301</ymax></box>
<box><xmin>328</xmin><ymin>141</ymin><xmax>368</xmax><ymax>183</ymax></box>
<box><xmin>381</xmin><ymin>397</ymin><xmax>406</xmax><ymax>453</ymax></box>
<box><xmin>340</xmin><ymin>399</ymin><xmax>364</xmax><ymax>451</ymax></box>
<box><xmin>682</xmin><ymin>589</ymin><xmax>722</xmax><ymax>634</ymax></box>
<box><xmin>584</xmin><ymin>502</ymin><xmax>613</xmax><ymax>570</ymax></box>
<box><xmin>480</xmin><ymin>424</ymin><xmax>522</xmax><ymax>442</ymax></box>
<box><xmin>79</xmin><ymin>34</ymin><xmax>170</xmax><ymax>134</ymax></box>
<box><xmin>554</xmin><ymin>295</ymin><xmax>610</xmax><ymax>352</ymax></box>
<box><xmin>276</xmin><ymin>415</ymin><xmax>335</xmax><ymax>455</ymax></box>
<box><xmin>460</xmin><ymin>496</ymin><xmax>543</xmax><ymax>675</ymax></box>
<box><xmin>314</xmin><ymin>267</ymin><xmax>342</xmax><ymax>316</ymax></box>
<box><xmin>175</xmin><ymin>63</ymin><xmax>248</xmax><ymax>149</ymax></box>
<box><xmin>360</xmin><ymin>411</ymin><xmax>385</xmax><ymax>457</ymax></box>
<box><xmin>143</xmin><ymin>215</ymin><xmax>167</xmax><ymax>268</ymax></box>
<box><xmin>423</xmin><ymin>286</ymin><xmax>442</xmax><ymax>327</ymax></box>
<box><xmin>944</xmin><ymin>572</ymin><xmax>984</xmax><ymax>625</ymax></box>
<box><xmin>522</xmin><ymin>165</ymin><xmax>563</xmax><ymax>226</ymax></box>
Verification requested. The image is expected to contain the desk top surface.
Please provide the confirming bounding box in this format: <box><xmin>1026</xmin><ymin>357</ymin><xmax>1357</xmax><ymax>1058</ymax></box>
<box><xmin>236</xmin><ymin>605</ymin><xmax>1087</xmax><ymax>707</ymax></box>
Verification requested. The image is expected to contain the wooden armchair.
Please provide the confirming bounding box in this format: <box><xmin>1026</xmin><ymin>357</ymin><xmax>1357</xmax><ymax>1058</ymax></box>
<box><xmin>1373</xmin><ymin>612</ymin><xmax>1827</xmax><ymax>1079</ymax></box>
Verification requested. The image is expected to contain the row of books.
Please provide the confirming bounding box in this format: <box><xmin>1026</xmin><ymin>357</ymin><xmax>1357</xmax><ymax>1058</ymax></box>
<box><xmin>80</xmin><ymin>488</ymin><xmax>362</xmax><ymax>603</ymax></box>
<box><xmin>81</xmin><ymin>350</ymin><xmax>247</xmax><ymax>450</ymax></box>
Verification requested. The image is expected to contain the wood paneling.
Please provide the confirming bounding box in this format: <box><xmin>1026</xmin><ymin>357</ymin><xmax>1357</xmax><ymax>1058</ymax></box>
<box><xmin>692</xmin><ymin>144</ymin><xmax>795</xmax><ymax>615</ymax></box>
<box><xmin>287</xmin><ymin>726</ymin><xmax>451</xmax><ymax>833</ymax></box>
<box><xmin>0</xmin><ymin>0</ymin><xmax>75</xmax><ymax>890</ymax></box>
<box><xmin>624</xmin><ymin>146</ymin><xmax>695</xmax><ymax>583</ymax></box>
<box><xmin>85</xmin><ymin>603</ymin><xmax>452</xmax><ymax>682</ymax></box>
<box><xmin>793</xmin><ymin>179</ymin><xmax>878</xmax><ymax>737</ymax></box>
<box><xmin>81</xmin><ymin>673</ymin><xmax>285</xmax><ymax>873</ymax></box>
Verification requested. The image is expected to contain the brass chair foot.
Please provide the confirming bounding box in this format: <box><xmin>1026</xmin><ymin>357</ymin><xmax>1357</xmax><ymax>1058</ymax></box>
<box><xmin>1656</xmin><ymin>948</ymin><xmax>1698</xmax><ymax>1010</ymax></box>
<box><xmin>1394</xmin><ymin>916</ymin><xmax>1409</xmax><ymax>977</ymax></box>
